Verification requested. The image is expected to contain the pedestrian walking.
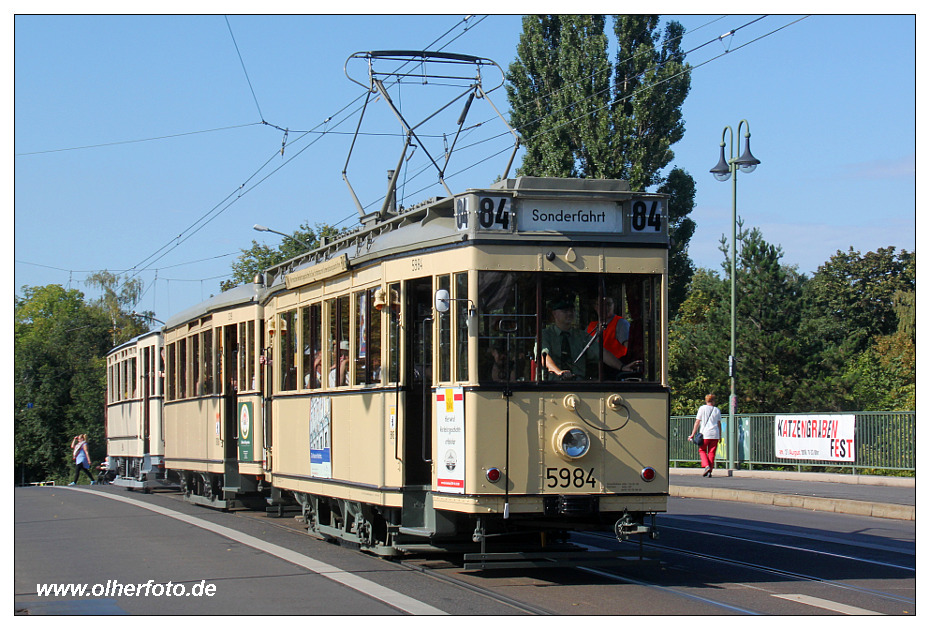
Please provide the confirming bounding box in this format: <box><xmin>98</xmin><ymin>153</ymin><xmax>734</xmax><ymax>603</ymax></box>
<box><xmin>69</xmin><ymin>434</ymin><xmax>96</xmax><ymax>485</ymax></box>
<box><xmin>689</xmin><ymin>394</ymin><xmax>722</xmax><ymax>477</ymax></box>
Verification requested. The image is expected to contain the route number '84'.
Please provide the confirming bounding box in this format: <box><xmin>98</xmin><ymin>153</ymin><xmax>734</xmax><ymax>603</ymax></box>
<box><xmin>456</xmin><ymin>196</ymin><xmax>511</xmax><ymax>231</ymax></box>
<box><xmin>546</xmin><ymin>467</ymin><xmax>597</xmax><ymax>488</ymax></box>
<box><xmin>630</xmin><ymin>199</ymin><xmax>663</xmax><ymax>232</ymax></box>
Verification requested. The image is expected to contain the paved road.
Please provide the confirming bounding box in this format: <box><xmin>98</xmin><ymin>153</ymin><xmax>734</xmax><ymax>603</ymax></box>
<box><xmin>13</xmin><ymin>486</ymin><xmax>525</xmax><ymax>615</ymax></box>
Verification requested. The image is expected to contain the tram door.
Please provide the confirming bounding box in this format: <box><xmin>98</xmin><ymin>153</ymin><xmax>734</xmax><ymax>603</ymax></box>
<box><xmin>222</xmin><ymin>325</ymin><xmax>239</xmax><ymax>464</ymax></box>
<box><xmin>404</xmin><ymin>277</ymin><xmax>434</xmax><ymax>486</ymax></box>
<box><xmin>141</xmin><ymin>347</ymin><xmax>152</xmax><ymax>454</ymax></box>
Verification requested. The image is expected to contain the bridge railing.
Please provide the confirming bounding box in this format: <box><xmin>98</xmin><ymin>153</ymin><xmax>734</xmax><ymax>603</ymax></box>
<box><xmin>669</xmin><ymin>411</ymin><xmax>915</xmax><ymax>474</ymax></box>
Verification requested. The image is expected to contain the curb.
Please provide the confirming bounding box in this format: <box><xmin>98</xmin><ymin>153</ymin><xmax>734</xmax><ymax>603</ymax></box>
<box><xmin>669</xmin><ymin>485</ymin><xmax>915</xmax><ymax>521</ymax></box>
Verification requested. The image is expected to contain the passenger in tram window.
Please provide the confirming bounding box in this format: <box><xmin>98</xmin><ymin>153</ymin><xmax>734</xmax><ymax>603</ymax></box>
<box><xmin>487</xmin><ymin>342</ymin><xmax>516</xmax><ymax>382</ymax></box>
<box><xmin>586</xmin><ymin>296</ymin><xmax>642</xmax><ymax>376</ymax></box>
<box><xmin>370</xmin><ymin>355</ymin><xmax>382</xmax><ymax>383</ymax></box>
<box><xmin>329</xmin><ymin>341</ymin><xmax>349</xmax><ymax>387</ymax></box>
<box><xmin>305</xmin><ymin>350</ymin><xmax>322</xmax><ymax>389</ymax></box>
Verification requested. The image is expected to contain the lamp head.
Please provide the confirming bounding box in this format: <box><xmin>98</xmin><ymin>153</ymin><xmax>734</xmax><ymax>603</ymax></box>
<box><xmin>735</xmin><ymin>135</ymin><xmax>761</xmax><ymax>174</ymax></box>
<box><xmin>710</xmin><ymin>145</ymin><xmax>732</xmax><ymax>182</ymax></box>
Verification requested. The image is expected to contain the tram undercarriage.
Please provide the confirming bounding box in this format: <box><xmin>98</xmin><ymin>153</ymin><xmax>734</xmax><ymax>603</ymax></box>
<box><xmin>288</xmin><ymin>489</ymin><xmax>660</xmax><ymax>568</ymax></box>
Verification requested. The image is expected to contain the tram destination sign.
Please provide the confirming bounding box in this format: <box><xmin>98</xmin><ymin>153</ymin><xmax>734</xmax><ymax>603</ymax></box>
<box><xmin>456</xmin><ymin>195</ymin><xmax>664</xmax><ymax>235</ymax></box>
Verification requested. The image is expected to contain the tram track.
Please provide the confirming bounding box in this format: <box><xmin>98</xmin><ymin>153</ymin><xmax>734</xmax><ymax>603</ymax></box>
<box><xmin>577</xmin><ymin>530</ymin><xmax>916</xmax><ymax>609</ymax></box>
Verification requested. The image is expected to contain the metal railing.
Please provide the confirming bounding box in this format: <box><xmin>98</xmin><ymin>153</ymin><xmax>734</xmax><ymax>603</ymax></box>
<box><xmin>670</xmin><ymin>411</ymin><xmax>915</xmax><ymax>474</ymax></box>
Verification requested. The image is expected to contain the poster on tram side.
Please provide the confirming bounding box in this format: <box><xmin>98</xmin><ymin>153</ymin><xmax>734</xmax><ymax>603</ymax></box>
<box><xmin>775</xmin><ymin>414</ymin><xmax>856</xmax><ymax>462</ymax></box>
<box><xmin>436</xmin><ymin>388</ymin><xmax>465</xmax><ymax>494</ymax></box>
<box><xmin>309</xmin><ymin>396</ymin><xmax>332</xmax><ymax>478</ymax></box>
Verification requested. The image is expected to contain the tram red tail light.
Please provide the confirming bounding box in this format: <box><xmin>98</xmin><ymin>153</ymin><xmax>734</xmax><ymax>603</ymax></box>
<box><xmin>486</xmin><ymin>467</ymin><xmax>502</xmax><ymax>483</ymax></box>
<box><xmin>641</xmin><ymin>467</ymin><xmax>656</xmax><ymax>482</ymax></box>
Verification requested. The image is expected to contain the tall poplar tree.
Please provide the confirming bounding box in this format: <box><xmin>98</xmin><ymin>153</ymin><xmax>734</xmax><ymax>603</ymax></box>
<box><xmin>506</xmin><ymin>14</ymin><xmax>695</xmax><ymax>313</ymax></box>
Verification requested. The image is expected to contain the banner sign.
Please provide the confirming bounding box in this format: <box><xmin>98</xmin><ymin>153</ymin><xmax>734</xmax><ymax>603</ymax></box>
<box><xmin>775</xmin><ymin>414</ymin><xmax>856</xmax><ymax>461</ymax></box>
<box><xmin>436</xmin><ymin>388</ymin><xmax>465</xmax><ymax>493</ymax></box>
<box><xmin>309</xmin><ymin>396</ymin><xmax>332</xmax><ymax>478</ymax></box>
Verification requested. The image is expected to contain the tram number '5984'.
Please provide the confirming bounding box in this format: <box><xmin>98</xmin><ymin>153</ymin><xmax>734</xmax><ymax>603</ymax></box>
<box><xmin>456</xmin><ymin>196</ymin><xmax>511</xmax><ymax>231</ymax></box>
<box><xmin>631</xmin><ymin>199</ymin><xmax>663</xmax><ymax>232</ymax></box>
<box><xmin>546</xmin><ymin>467</ymin><xmax>597</xmax><ymax>489</ymax></box>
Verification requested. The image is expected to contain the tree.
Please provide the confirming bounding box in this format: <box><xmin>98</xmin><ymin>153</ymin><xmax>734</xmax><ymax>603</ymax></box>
<box><xmin>15</xmin><ymin>285</ymin><xmax>112</xmax><ymax>482</ymax></box>
<box><xmin>222</xmin><ymin>222</ymin><xmax>344</xmax><ymax>291</ymax></box>
<box><xmin>506</xmin><ymin>14</ymin><xmax>695</xmax><ymax>314</ymax></box>
<box><xmin>797</xmin><ymin>247</ymin><xmax>915</xmax><ymax>410</ymax></box>
<box><xmin>728</xmin><ymin>228</ymin><xmax>806</xmax><ymax>412</ymax></box>
<box><xmin>85</xmin><ymin>270</ymin><xmax>150</xmax><ymax>345</ymax></box>
<box><xmin>671</xmin><ymin>226</ymin><xmax>806</xmax><ymax>415</ymax></box>
<box><xmin>668</xmin><ymin>268</ymin><xmax>728</xmax><ymax>415</ymax></box>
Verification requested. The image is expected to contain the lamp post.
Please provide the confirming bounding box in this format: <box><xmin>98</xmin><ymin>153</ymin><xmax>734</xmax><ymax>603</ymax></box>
<box><xmin>709</xmin><ymin>119</ymin><xmax>760</xmax><ymax>470</ymax></box>
<box><xmin>253</xmin><ymin>224</ymin><xmax>310</xmax><ymax>250</ymax></box>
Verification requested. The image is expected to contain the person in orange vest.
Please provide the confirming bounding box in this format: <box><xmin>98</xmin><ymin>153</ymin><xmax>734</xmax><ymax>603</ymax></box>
<box><xmin>586</xmin><ymin>296</ymin><xmax>641</xmax><ymax>375</ymax></box>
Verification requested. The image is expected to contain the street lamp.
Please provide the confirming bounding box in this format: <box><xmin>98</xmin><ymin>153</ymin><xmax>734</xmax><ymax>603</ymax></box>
<box><xmin>710</xmin><ymin>119</ymin><xmax>760</xmax><ymax>470</ymax></box>
<box><xmin>253</xmin><ymin>224</ymin><xmax>310</xmax><ymax>251</ymax></box>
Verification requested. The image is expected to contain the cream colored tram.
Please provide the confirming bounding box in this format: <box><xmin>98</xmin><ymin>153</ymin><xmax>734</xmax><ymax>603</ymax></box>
<box><xmin>162</xmin><ymin>284</ymin><xmax>268</xmax><ymax>508</ymax></box>
<box><xmin>260</xmin><ymin>176</ymin><xmax>669</xmax><ymax>565</ymax></box>
<box><xmin>105</xmin><ymin>331</ymin><xmax>173</xmax><ymax>490</ymax></box>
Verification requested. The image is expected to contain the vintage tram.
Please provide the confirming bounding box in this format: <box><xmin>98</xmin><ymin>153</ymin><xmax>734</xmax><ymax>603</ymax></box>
<box><xmin>104</xmin><ymin>330</ymin><xmax>174</xmax><ymax>490</ymax></box>
<box><xmin>257</xmin><ymin>176</ymin><xmax>669</xmax><ymax>565</ymax></box>
<box><xmin>161</xmin><ymin>283</ymin><xmax>269</xmax><ymax>508</ymax></box>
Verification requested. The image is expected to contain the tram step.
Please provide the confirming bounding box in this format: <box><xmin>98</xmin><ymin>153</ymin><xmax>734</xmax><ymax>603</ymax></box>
<box><xmin>397</xmin><ymin>526</ymin><xmax>434</xmax><ymax>538</ymax></box>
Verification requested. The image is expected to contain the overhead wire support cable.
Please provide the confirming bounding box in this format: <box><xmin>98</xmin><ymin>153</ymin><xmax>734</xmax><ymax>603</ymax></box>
<box><xmin>225</xmin><ymin>15</ymin><xmax>265</xmax><ymax>122</ymax></box>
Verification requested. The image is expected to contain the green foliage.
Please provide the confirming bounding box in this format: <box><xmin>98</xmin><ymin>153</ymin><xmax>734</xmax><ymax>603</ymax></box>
<box><xmin>222</xmin><ymin>222</ymin><xmax>344</xmax><ymax>291</ymax></box>
<box><xmin>669</xmin><ymin>234</ymin><xmax>915</xmax><ymax>416</ymax></box>
<box><xmin>506</xmin><ymin>14</ymin><xmax>691</xmax><ymax>188</ymax></box>
<box><xmin>15</xmin><ymin>285</ymin><xmax>113</xmax><ymax>482</ymax></box>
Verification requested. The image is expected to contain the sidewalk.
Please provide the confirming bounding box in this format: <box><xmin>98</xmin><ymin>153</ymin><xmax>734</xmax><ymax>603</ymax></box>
<box><xmin>669</xmin><ymin>468</ymin><xmax>915</xmax><ymax>520</ymax></box>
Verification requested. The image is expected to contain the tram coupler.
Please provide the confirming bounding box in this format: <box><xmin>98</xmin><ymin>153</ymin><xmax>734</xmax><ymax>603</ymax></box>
<box><xmin>613</xmin><ymin>510</ymin><xmax>658</xmax><ymax>542</ymax></box>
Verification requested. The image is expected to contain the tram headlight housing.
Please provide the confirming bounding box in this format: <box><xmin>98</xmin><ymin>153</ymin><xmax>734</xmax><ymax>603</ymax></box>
<box><xmin>554</xmin><ymin>426</ymin><xmax>591</xmax><ymax>460</ymax></box>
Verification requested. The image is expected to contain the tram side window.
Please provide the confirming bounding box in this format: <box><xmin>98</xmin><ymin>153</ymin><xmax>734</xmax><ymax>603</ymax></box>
<box><xmin>247</xmin><ymin>320</ymin><xmax>256</xmax><ymax>390</ymax></box>
<box><xmin>280</xmin><ymin>310</ymin><xmax>298</xmax><ymax>391</ymax></box>
<box><xmin>387</xmin><ymin>282</ymin><xmax>401</xmax><ymax>383</ymax></box>
<box><xmin>301</xmin><ymin>304</ymin><xmax>322</xmax><ymax>389</ymax></box>
<box><xmin>202</xmin><ymin>330</ymin><xmax>214</xmax><ymax>395</ymax></box>
<box><xmin>437</xmin><ymin>275</ymin><xmax>451</xmax><ymax>382</ymax></box>
<box><xmin>166</xmin><ymin>343</ymin><xmax>176</xmax><ymax>401</ymax></box>
<box><xmin>477</xmin><ymin>271</ymin><xmax>537</xmax><ymax>382</ymax></box>
<box><xmin>214</xmin><ymin>330</ymin><xmax>223</xmax><ymax>395</ymax></box>
<box><xmin>354</xmin><ymin>288</ymin><xmax>382</xmax><ymax>385</ymax></box>
<box><xmin>129</xmin><ymin>355</ymin><xmax>137</xmax><ymax>398</ymax></box>
<box><xmin>325</xmin><ymin>296</ymin><xmax>350</xmax><ymax>387</ymax></box>
<box><xmin>455</xmin><ymin>272</ymin><xmax>469</xmax><ymax>382</ymax></box>
<box><xmin>192</xmin><ymin>334</ymin><xmax>202</xmax><ymax>396</ymax></box>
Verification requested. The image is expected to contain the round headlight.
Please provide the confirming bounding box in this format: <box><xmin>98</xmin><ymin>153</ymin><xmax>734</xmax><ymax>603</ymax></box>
<box><xmin>559</xmin><ymin>428</ymin><xmax>590</xmax><ymax>459</ymax></box>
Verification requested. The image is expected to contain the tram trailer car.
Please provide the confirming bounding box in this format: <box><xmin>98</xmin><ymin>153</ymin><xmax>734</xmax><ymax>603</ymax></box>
<box><xmin>105</xmin><ymin>331</ymin><xmax>175</xmax><ymax>490</ymax></box>
<box><xmin>161</xmin><ymin>283</ymin><xmax>271</xmax><ymax>509</ymax></box>
<box><xmin>256</xmin><ymin>176</ymin><xmax>670</xmax><ymax>564</ymax></box>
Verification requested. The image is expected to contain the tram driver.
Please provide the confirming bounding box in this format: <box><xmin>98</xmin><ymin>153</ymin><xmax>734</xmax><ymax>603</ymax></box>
<box><xmin>541</xmin><ymin>297</ymin><xmax>623</xmax><ymax>379</ymax></box>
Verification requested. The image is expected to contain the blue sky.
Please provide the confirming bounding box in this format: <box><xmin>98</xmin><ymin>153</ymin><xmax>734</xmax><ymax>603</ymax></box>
<box><xmin>13</xmin><ymin>13</ymin><xmax>917</xmax><ymax>324</ymax></box>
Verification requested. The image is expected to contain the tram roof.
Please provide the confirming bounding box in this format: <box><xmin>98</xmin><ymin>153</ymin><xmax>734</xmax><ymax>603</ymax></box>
<box><xmin>261</xmin><ymin>176</ymin><xmax>667</xmax><ymax>292</ymax></box>
<box><xmin>163</xmin><ymin>282</ymin><xmax>266</xmax><ymax>331</ymax></box>
<box><xmin>106</xmin><ymin>329</ymin><xmax>162</xmax><ymax>357</ymax></box>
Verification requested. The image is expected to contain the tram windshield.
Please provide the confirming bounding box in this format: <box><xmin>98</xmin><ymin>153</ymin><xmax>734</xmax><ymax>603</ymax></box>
<box><xmin>478</xmin><ymin>271</ymin><xmax>661</xmax><ymax>384</ymax></box>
